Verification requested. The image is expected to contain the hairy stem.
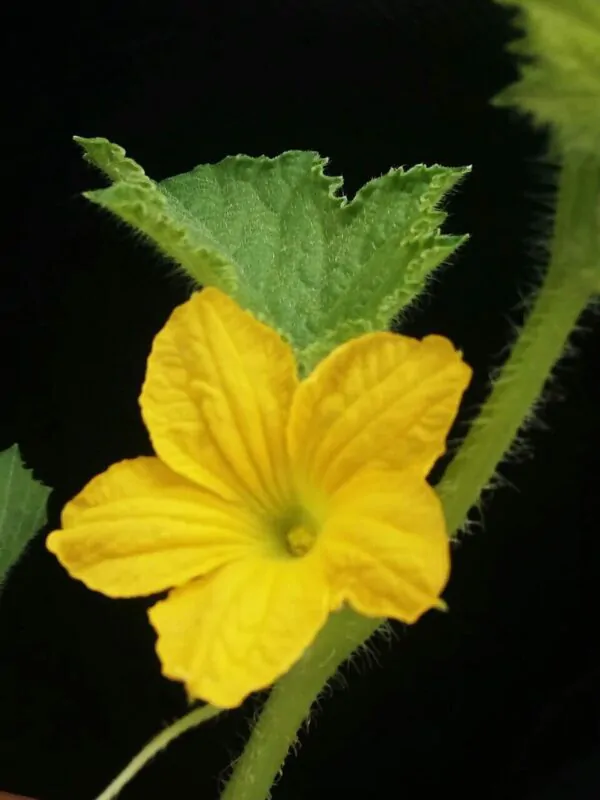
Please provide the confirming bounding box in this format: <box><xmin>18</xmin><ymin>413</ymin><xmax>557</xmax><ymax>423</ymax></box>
<box><xmin>220</xmin><ymin>609</ymin><xmax>380</xmax><ymax>800</ymax></box>
<box><xmin>439</xmin><ymin>151</ymin><xmax>599</xmax><ymax>533</ymax></box>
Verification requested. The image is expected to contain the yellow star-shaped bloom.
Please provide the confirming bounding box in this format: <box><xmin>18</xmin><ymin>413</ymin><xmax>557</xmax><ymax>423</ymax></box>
<box><xmin>47</xmin><ymin>288</ymin><xmax>472</xmax><ymax>708</ymax></box>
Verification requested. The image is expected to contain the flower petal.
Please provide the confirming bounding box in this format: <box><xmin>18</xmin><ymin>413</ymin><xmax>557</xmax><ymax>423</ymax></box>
<box><xmin>321</xmin><ymin>469</ymin><xmax>450</xmax><ymax>623</ymax></box>
<box><xmin>289</xmin><ymin>331</ymin><xmax>471</xmax><ymax>493</ymax></box>
<box><xmin>149</xmin><ymin>553</ymin><xmax>330</xmax><ymax>708</ymax></box>
<box><xmin>47</xmin><ymin>457</ymin><xmax>266</xmax><ymax>598</ymax></box>
<box><xmin>140</xmin><ymin>288</ymin><xmax>299</xmax><ymax>511</ymax></box>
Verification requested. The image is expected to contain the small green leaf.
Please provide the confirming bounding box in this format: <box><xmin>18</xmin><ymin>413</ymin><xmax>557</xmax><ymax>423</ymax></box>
<box><xmin>492</xmin><ymin>0</ymin><xmax>600</xmax><ymax>156</ymax></box>
<box><xmin>76</xmin><ymin>137</ymin><xmax>469</xmax><ymax>371</ymax></box>
<box><xmin>74</xmin><ymin>136</ymin><xmax>239</xmax><ymax>293</ymax></box>
<box><xmin>0</xmin><ymin>444</ymin><xmax>51</xmax><ymax>590</ymax></box>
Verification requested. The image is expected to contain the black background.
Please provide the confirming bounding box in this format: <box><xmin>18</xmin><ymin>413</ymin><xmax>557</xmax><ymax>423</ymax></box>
<box><xmin>1</xmin><ymin>1</ymin><xmax>599</xmax><ymax>798</ymax></box>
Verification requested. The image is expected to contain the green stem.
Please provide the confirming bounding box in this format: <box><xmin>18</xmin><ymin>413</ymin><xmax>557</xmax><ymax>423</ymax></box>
<box><xmin>219</xmin><ymin>150</ymin><xmax>598</xmax><ymax>800</ymax></box>
<box><xmin>93</xmin><ymin>704</ymin><xmax>222</xmax><ymax>800</ymax></box>
<box><xmin>220</xmin><ymin>609</ymin><xmax>381</xmax><ymax>800</ymax></box>
<box><xmin>438</xmin><ymin>150</ymin><xmax>599</xmax><ymax>534</ymax></box>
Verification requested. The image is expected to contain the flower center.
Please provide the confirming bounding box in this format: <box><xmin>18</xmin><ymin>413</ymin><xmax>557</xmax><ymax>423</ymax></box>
<box><xmin>286</xmin><ymin>525</ymin><xmax>317</xmax><ymax>557</ymax></box>
<box><xmin>272</xmin><ymin>480</ymin><xmax>327</xmax><ymax>558</ymax></box>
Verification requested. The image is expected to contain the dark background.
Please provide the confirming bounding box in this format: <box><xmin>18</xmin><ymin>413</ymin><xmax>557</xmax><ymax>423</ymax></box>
<box><xmin>1</xmin><ymin>1</ymin><xmax>599</xmax><ymax>798</ymax></box>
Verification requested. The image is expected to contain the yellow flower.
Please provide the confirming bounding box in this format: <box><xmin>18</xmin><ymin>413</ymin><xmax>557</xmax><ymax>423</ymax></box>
<box><xmin>47</xmin><ymin>288</ymin><xmax>471</xmax><ymax>708</ymax></box>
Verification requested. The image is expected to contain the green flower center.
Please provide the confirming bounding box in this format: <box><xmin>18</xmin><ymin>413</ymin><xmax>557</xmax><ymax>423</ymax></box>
<box><xmin>286</xmin><ymin>525</ymin><xmax>317</xmax><ymax>556</ymax></box>
<box><xmin>272</xmin><ymin>502</ymin><xmax>321</xmax><ymax>558</ymax></box>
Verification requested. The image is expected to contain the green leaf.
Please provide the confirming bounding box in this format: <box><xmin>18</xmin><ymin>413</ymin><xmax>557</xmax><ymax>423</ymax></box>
<box><xmin>74</xmin><ymin>136</ymin><xmax>239</xmax><ymax>293</ymax></box>
<box><xmin>76</xmin><ymin>137</ymin><xmax>469</xmax><ymax>373</ymax></box>
<box><xmin>0</xmin><ymin>444</ymin><xmax>51</xmax><ymax>591</ymax></box>
<box><xmin>492</xmin><ymin>0</ymin><xmax>600</xmax><ymax>157</ymax></box>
